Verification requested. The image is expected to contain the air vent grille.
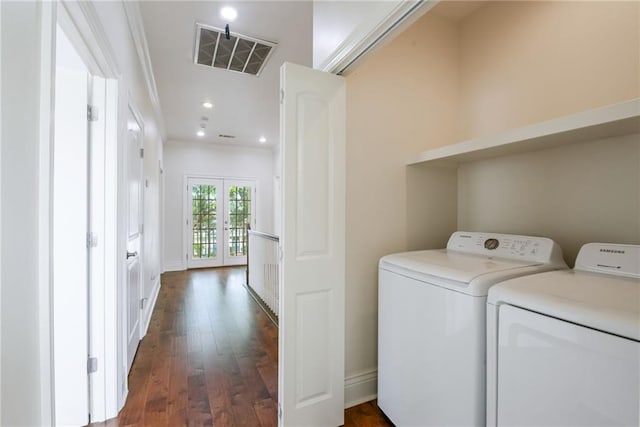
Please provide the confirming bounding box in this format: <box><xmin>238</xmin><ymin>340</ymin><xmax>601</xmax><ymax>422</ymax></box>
<box><xmin>195</xmin><ymin>24</ymin><xmax>276</xmax><ymax>76</ymax></box>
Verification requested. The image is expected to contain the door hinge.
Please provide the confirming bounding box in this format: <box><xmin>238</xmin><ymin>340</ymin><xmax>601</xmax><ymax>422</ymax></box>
<box><xmin>86</xmin><ymin>232</ymin><xmax>98</xmax><ymax>248</ymax></box>
<box><xmin>278</xmin><ymin>403</ymin><xmax>283</xmax><ymax>419</ymax></box>
<box><xmin>140</xmin><ymin>298</ymin><xmax>147</xmax><ymax>310</ymax></box>
<box><xmin>140</xmin><ymin>223</ymin><xmax>144</xmax><ymax>234</ymax></box>
<box><xmin>87</xmin><ymin>357</ymin><xmax>98</xmax><ymax>374</ymax></box>
<box><xmin>139</xmin><ymin>148</ymin><xmax>144</xmax><ymax>158</ymax></box>
<box><xmin>87</xmin><ymin>105</ymin><xmax>99</xmax><ymax>122</ymax></box>
<box><xmin>280</xmin><ymin>89</ymin><xmax>284</xmax><ymax>104</ymax></box>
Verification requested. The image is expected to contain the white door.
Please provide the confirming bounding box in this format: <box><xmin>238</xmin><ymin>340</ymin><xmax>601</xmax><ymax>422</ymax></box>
<box><xmin>125</xmin><ymin>105</ymin><xmax>144</xmax><ymax>371</ymax></box>
<box><xmin>186</xmin><ymin>177</ymin><xmax>256</xmax><ymax>268</ymax></box>
<box><xmin>187</xmin><ymin>177</ymin><xmax>224</xmax><ymax>268</ymax></box>
<box><xmin>52</xmin><ymin>24</ymin><xmax>90</xmax><ymax>427</ymax></box>
<box><xmin>278</xmin><ymin>62</ymin><xmax>346</xmax><ymax>426</ymax></box>
<box><xmin>223</xmin><ymin>179</ymin><xmax>255</xmax><ymax>266</ymax></box>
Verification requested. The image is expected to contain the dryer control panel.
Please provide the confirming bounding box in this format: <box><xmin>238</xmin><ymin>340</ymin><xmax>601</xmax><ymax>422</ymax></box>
<box><xmin>446</xmin><ymin>231</ymin><xmax>565</xmax><ymax>265</ymax></box>
<box><xmin>575</xmin><ymin>243</ymin><xmax>640</xmax><ymax>278</ymax></box>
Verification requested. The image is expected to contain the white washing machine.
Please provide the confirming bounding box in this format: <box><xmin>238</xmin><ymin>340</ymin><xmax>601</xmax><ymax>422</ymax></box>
<box><xmin>378</xmin><ymin>231</ymin><xmax>567</xmax><ymax>426</ymax></box>
<box><xmin>486</xmin><ymin>243</ymin><xmax>640</xmax><ymax>427</ymax></box>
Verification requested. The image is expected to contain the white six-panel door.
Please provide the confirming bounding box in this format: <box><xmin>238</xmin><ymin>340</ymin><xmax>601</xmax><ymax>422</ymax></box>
<box><xmin>125</xmin><ymin>104</ymin><xmax>144</xmax><ymax>372</ymax></box>
<box><xmin>279</xmin><ymin>62</ymin><xmax>346</xmax><ymax>426</ymax></box>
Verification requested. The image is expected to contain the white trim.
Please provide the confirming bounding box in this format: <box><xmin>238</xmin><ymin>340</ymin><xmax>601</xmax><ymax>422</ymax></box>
<box><xmin>102</xmin><ymin>78</ymin><xmax>120</xmax><ymax>419</ymax></box>
<box><xmin>344</xmin><ymin>369</ymin><xmax>378</xmax><ymax>409</ymax></box>
<box><xmin>319</xmin><ymin>0</ymin><xmax>437</xmax><ymax>74</ymax></box>
<box><xmin>55</xmin><ymin>2</ymin><xmax>122</xmax><ymax>421</ymax></box>
<box><xmin>0</xmin><ymin>2</ymin><xmax>3</xmax><ymax>420</ymax></box>
<box><xmin>122</xmin><ymin>0</ymin><xmax>166</xmax><ymax>141</ymax></box>
<box><xmin>140</xmin><ymin>276</ymin><xmax>160</xmax><ymax>336</ymax></box>
<box><xmin>60</xmin><ymin>1</ymin><xmax>120</xmax><ymax>78</ymax></box>
<box><xmin>38</xmin><ymin>3</ymin><xmax>57</xmax><ymax>424</ymax></box>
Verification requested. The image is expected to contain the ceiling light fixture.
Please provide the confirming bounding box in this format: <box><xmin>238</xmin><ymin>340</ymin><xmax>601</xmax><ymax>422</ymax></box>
<box><xmin>259</xmin><ymin>136</ymin><xmax>267</xmax><ymax>144</ymax></box>
<box><xmin>202</xmin><ymin>101</ymin><xmax>213</xmax><ymax>109</ymax></box>
<box><xmin>220</xmin><ymin>6</ymin><xmax>237</xmax><ymax>22</ymax></box>
<box><xmin>197</xmin><ymin>129</ymin><xmax>205</xmax><ymax>137</ymax></box>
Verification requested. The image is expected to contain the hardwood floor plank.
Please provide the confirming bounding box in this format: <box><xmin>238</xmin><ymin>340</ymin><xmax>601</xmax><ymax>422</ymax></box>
<box><xmin>344</xmin><ymin>400</ymin><xmax>394</xmax><ymax>427</ymax></box>
<box><xmin>253</xmin><ymin>397</ymin><xmax>278</xmax><ymax>427</ymax></box>
<box><xmin>89</xmin><ymin>267</ymin><xmax>392</xmax><ymax>427</ymax></box>
<box><xmin>166</xmin><ymin>335</ymin><xmax>189</xmax><ymax>427</ymax></box>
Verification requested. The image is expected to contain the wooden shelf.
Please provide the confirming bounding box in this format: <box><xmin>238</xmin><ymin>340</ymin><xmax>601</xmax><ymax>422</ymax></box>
<box><xmin>408</xmin><ymin>99</ymin><xmax>640</xmax><ymax>167</ymax></box>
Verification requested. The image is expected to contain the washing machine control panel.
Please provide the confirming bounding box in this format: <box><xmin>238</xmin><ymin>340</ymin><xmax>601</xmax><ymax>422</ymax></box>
<box><xmin>447</xmin><ymin>231</ymin><xmax>561</xmax><ymax>263</ymax></box>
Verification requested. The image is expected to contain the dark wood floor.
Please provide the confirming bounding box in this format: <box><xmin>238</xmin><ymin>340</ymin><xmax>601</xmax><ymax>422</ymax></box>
<box><xmin>91</xmin><ymin>267</ymin><xmax>392</xmax><ymax>426</ymax></box>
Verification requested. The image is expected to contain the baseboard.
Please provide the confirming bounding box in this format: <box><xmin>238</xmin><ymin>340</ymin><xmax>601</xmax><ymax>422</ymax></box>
<box><xmin>163</xmin><ymin>261</ymin><xmax>185</xmax><ymax>272</ymax></box>
<box><xmin>140</xmin><ymin>277</ymin><xmax>160</xmax><ymax>336</ymax></box>
<box><xmin>344</xmin><ymin>369</ymin><xmax>378</xmax><ymax>409</ymax></box>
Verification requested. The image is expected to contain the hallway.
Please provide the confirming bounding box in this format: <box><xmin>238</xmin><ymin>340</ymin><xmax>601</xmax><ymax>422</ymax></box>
<box><xmin>93</xmin><ymin>267</ymin><xmax>391</xmax><ymax>426</ymax></box>
<box><xmin>96</xmin><ymin>267</ymin><xmax>278</xmax><ymax>426</ymax></box>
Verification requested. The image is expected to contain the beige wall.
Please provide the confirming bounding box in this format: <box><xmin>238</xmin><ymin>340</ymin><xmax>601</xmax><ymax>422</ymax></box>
<box><xmin>458</xmin><ymin>134</ymin><xmax>640</xmax><ymax>266</ymax></box>
<box><xmin>458</xmin><ymin>1</ymin><xmax>640</xmax><ymax>140</ymax></box>
<box><xmin>344</xmin><ymin>0</ymin><xmax>640</xmax><ymax>392</ymax></box>
<box><xmin>345</xmin><ymin>11</ymin><xmax>459</xmax><ymax>377</ymax></box>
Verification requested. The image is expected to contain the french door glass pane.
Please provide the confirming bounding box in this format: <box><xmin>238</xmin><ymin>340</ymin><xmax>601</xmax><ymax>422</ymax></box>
<box><xmin>228</xmin><ymin>185</ymin><xmax>251</xmax><ymax>256</ymax></box>
<box><xmin>192</xmin><ymin>184</ymin><xmax>218</xmax><ymax>258</ymax></box>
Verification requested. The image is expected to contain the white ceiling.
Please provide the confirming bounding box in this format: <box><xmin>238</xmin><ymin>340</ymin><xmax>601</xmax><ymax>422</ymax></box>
<box><xmin>139</xmin><ymin>1</ymin><xmax>312</xmax><ymax>148</ymax></box>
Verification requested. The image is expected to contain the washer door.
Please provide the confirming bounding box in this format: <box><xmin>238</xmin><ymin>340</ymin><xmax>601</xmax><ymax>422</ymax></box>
<box><xmin>497</xmin><ymin>304</ymin><xmax>639</xmax><ymax>426</ymax></box>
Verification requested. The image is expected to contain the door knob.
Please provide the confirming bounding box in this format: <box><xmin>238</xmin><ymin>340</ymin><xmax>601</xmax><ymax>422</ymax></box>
<box><xmin>127</xmin><ymin>251</ymin><xmax>138</xmax><ymax>259</ymax></box>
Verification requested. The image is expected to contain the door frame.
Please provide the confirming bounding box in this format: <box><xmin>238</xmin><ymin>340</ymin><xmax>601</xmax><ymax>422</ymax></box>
<box><xmin>182</xmin><ymin>174</ymin><xmax>258</xmax><ymax>270</ymax></box>
<box><xmin>52</xmin><ymin>24</ymin><xmax>91</xmax><ymax>426</ymax></box>
<box><xmin>53</xmin><ymin>1</ymin><xmax>122</xmax><ymax>423</ymax></box>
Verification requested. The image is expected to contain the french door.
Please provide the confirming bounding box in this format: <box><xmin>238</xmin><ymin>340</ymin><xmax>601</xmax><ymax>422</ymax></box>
<box><xmin>186</xmin><ymin>177</ymin><xmax>256</xmax><ymax>268</ymax></box>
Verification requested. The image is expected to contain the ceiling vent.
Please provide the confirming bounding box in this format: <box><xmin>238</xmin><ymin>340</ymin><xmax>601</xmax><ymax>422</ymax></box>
<box><xmin>194</xmin><ymin>23</ymin><xmax>276</xmax><ymax>76</ymax></box>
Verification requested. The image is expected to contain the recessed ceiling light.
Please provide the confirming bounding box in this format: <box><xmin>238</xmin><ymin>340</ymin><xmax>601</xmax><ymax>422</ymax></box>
<box><xmin>220</xmin><ymin>6</ymin><xmax>237</xmax><ymax>22</ymax></box>
<box><xmin>202</xmin><ymin>101</ymin><xmax>213</xmax><ymax>109</ymax></box>
<box><xmin>197</xmin><ymin>129</ymin><xmax>205</xmax><ymax>137</ymax></box>
<box><xmin>259</xmin><ymin>136</ymin><xmax>267</xmax><ymax>144</ymax></box>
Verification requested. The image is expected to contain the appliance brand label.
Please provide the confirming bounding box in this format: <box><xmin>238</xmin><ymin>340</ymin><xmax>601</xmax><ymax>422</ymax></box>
<box><xmin>599</xmin><ymin>249</ymin><xmax>625</xmax><ymax>254</ymax></box>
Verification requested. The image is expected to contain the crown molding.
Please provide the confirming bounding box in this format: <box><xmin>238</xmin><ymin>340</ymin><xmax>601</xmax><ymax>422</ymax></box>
<box><xmin>320</xmin><ymin>0</ymin><xmax>437</xmax><ymax>75</ymax></box>
<box><xmin>122</xmin><ymin>0</ymin><xmax>167</xmax><ymax>142</ymax></box>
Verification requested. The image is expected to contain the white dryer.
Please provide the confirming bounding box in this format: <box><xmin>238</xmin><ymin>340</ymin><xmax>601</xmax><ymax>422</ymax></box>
<box><xmin>486</xmin><ymin>243</ymin><xmax>640</xmax><ymax>427</ymax></box>
<box><xmin>378</xmin><ymin>231</ymin><xmax>567</xmax><ymax>426</ymax></box>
